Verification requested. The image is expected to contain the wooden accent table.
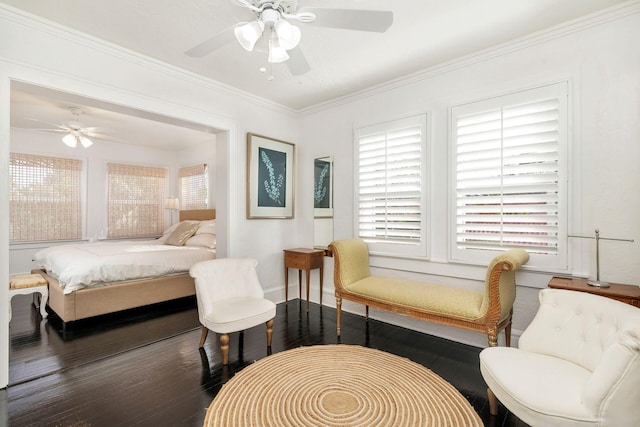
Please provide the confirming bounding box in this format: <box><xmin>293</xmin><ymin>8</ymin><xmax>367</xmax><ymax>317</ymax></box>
<box><xmin>284</xmin><ymin>248</ymin><xmax>325</xmax><ymax>311</ymax></box>
<box><xmin>548</xmin><ymin>276</ymin><xmax>640</xmax><ymax>307</ymax></box>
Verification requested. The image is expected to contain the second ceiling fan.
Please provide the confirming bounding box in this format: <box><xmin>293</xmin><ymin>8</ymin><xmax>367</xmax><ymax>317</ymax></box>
<box><xmin>185</xmin><ymin>0</ymin><xmax>393</xmax><ymax>76</ymax></box>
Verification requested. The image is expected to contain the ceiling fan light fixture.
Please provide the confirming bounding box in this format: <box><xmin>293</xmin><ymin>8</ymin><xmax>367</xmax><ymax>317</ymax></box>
<box><xmin>79</xmin><ymin>135</ymin><xmax>93</xmax><ymax>148</ymax></box>
<box><xmin>274</xmin><ymin>19</ymin><xmax>301</xmax><ymax>50</ymax></box>
<box><xmin>268</xmin><ymin>38</ymin><xmax>289</xmax><ymax>63</ymax></box>
<box><xmin>62</xmin><ymin>133</ymin><xmax>78</xmax><ymax>148</ymax></box>
<box><xmin>234</xmin><ymin>20</ymin><xmax>265</xmax><ymax>51</ymax></box>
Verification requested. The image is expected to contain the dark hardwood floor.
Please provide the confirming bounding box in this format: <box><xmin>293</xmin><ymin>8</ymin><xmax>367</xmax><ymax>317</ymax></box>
<box><xmin>4</xmin><ymin>294</ymin><xmax>529</xmax><ymax>426</ymax></box>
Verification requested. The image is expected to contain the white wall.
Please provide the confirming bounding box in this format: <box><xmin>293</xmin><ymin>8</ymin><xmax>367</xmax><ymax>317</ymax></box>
<box><xmin>299</xmin><ymin>10</ymin><xmax>640</xmax><ymax>348</ymax></box>
<box><xmin>0</xmin><ymin>5</ymin><xmax>300</xmax><ymax>389</ymax></box>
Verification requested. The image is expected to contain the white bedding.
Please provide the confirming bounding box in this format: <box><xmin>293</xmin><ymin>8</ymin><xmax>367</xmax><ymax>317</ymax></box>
<box><xmin>33</xmin><ymin>239</ymin><xmax>216</xmax><ymax>294</ymax></box>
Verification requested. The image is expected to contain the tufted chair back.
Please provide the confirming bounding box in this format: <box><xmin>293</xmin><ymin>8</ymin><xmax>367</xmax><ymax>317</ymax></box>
<box><xmin>519</xmin><ymin>288</ymin><xmax>640</xmax><ymax>424</ymax></box>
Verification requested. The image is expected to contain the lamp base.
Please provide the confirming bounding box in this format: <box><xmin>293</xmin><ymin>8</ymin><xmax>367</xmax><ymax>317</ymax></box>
<box><xmin>587</xmin><ymin>280</ymin><xmax>610</xmax><ymax>288</ymax></box>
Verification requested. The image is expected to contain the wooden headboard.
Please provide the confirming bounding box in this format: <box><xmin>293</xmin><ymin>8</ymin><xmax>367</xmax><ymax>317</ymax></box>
<box><xmin>179</xmin><ymin>209</ymin><xmax>216</xmax><ymax>221</ymax></box>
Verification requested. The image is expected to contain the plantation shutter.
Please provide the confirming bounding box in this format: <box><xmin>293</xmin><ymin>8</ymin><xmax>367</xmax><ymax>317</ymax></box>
<box><xmin>357</xmin><ymin>115</ymin><xmax>425</xmax><ymax>247</ymax></box>
<box><xmin>454</xmin><ymin>93</ymin><xmax>562</xmax><ymax>255</ymax></box>
<box><xmin>107</xmin><ymin>163</ymin><xmax>167</xmax><ymax>238</ymax></box>
<box><xmin>9</xmin><ymin>153</ymin><xmax>82</xmax><ymax>242</ymax></box>
<box><xmin>179</xmin><ymin>163</ymin><xmax>208</xmax><ymax>210</ymax></box>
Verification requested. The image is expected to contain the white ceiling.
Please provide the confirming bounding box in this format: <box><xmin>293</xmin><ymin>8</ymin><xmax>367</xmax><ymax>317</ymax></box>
<box><xmin>4</xmin><ymin>0</ymin><xmax>630</xmax><ymax>148</ymax></box>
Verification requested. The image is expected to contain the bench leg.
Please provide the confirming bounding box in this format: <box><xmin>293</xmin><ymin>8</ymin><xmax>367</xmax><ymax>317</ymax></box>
<box><xmin>38</xmin><ymin>291</ymin><xmax>48</xmax><ymax>319</ymax></box>
<box><xmin>487</xmin><ymin>327</ymin><xmax>498</xmax><ymax>347</ymax></box>
<box><xmin>336</xmin><ymin>296</ymin><xmax>342</xmax><ymax>337</ymax></box>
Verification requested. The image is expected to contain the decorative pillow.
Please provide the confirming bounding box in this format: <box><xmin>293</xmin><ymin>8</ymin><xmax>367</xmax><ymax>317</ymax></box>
<box><xmin>164</xmin><ymin>221</ymin><xmax>200</xmax><ymax>246</ymax></box>
<box><xmin>196</xmin><ymin>219</ymin><xmax>216</xmax><ymax>235</ymax></box>
<box><xmin>185</xmin><ymin>233</ymin><xmax>217</xmax><ymax>249</ymax></box>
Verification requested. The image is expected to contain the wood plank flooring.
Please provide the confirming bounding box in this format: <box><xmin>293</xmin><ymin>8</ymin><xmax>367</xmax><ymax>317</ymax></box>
<box><xmin>4</xmin><ymin>294</ymin><xmax>529</xmax><ymax>426</ymax></box>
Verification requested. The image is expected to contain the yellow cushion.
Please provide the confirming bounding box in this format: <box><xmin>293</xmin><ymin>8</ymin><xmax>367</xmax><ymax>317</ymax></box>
<box><xmin>330</xmin><ymin>239</ymin><xmax>371</xmax><ymax>287</ymax></box>
<box><xmin>10</xmin><ymin>274</ymin><xmax>47</xmax><ymax>289</ymax></box>
<box><xmin>479</xmin><ymin>249</ymin><xmax>530</xmax><ymax>320</ymax></box>
<box><xmin>347</xmin><ymin>276</ymin><xmax>484</xmax><ymax>320</ymax></box>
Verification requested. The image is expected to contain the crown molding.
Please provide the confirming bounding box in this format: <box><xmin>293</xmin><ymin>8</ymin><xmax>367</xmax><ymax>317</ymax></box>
<box><xmin>300</xmin><ymin>0</ymin><xmax>640</xmax><ymax>115</ymax></box>
<box><xmin>0</xmin><ymin>3</ymin><xmax>298</xmax><ymax>117</ymax></box>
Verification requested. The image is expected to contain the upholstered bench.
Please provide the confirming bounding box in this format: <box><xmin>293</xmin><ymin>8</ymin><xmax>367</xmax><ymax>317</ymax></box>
<box><xmin>329</xmin><ymin>239</ymin><xmax>529</xmax><ymax>346</ymax></box>
<box><xmin>9</xmin><ymin>273</ymin><xmax>49</xmax><ymax>320</ymax></box>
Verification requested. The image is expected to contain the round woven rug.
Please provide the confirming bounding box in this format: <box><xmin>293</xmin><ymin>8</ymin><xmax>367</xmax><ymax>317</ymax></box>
<box><xmin>204</xmin><ymin>344</ymin><xmax>482</xmax><ymax>426</ymax></box>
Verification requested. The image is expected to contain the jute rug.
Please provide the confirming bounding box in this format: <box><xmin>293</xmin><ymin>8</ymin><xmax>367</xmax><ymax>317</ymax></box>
<box><xmin>204</xmin><ymin>344</ymin><xmax>482</xmax><ymax>426</ymax></box>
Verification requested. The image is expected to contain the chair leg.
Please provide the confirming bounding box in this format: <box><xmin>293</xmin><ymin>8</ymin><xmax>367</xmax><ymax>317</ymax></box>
<box><xmin>266</xmin><ymin>319</ymin><xmax>274</xmax><ymax>347</ymax></box>
<box><xmin>220</xmin><ymin>333</ymin><xmax>229</xmax><ymax>365</ymax></box>
<box><xmin>505</xmin><ymin>322</ymin><xmax>512</xmax><ymax>347</ymax></box>
<box><xmin>487</xmin><ymin>387</ymin><xmax>499</xmax><ymax>415</ymax></box>
<box><xmin>199</xmin><ymin>326</ymin><xmax>209</xmax><ymax>348</ymax></box>
<box><xmin>365</xmin><ymin>305</ymin><xmax>369</xmax><ymax>321</ymax></box>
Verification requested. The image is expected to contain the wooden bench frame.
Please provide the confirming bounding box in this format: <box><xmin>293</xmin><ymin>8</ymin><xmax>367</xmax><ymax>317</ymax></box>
<box><xmin>329</xmin><ymin>239</ymin><xmax>529</xmax><ymax>347</ymax></box>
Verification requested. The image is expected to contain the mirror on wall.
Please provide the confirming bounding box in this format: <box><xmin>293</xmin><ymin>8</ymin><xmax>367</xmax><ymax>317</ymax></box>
<box><xmin>313</xmin><ymin>156</ymin><xmax>333</xmax><ymax>248</ymax></box>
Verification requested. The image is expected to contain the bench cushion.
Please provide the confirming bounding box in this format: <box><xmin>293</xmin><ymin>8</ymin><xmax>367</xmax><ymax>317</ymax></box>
<box><xmin>346</xmin><ymin>276</ymin><xmax>484</xmax><ymax>319</ymax></box>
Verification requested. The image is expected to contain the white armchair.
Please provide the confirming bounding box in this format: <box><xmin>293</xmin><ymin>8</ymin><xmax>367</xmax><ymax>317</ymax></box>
<box><xmin>480</xmin><ymin>288</ymin><xmax>640</xmax><ymax>426</ymax></box>
<box><xmin>189</xmin><ymin>258</ymin><xmax>276</xmax><ymax>365</ymax></box>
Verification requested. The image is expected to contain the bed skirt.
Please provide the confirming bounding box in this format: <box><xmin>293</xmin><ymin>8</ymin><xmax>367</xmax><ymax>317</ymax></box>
<box><xmin>33</xmin><ymin>269</ymin><xmax>196</xmax><ymax>324</ymax></box>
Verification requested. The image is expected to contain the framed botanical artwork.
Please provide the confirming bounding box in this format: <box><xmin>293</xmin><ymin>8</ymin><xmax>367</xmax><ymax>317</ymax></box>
<box><xmin>314</xmin><ymin>156</ymin><xmax>333</xmax><ymax>218</ymax></box>
<box><xmin>247</xmin><ymin>133</ymin><xmax>295</xmax><ymax>219</ymax></box>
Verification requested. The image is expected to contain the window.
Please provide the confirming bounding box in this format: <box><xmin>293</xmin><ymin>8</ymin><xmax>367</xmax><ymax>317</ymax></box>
<box><xmin>9</xmin><ymin>153</ymin><xmax>83</xmax><ymax>242</ymax></box>
<box><xmin>179</xmin><ymin>163</ymin><xmax>208</xmax><ymax>209</ymax></box>
<box><xmin>451</xmin><ymin>83</ymin><xmax>568</xmax><ymax>268</ymax></box>
<box><xmin>355</xmin><ymin>114</ymin><xmax>427</xmax><ymax>257</ymax></box>
<box><xmin>107</xmin><ymin>163</ymin><xmax>167</xmax><ymax>238</ymax></box>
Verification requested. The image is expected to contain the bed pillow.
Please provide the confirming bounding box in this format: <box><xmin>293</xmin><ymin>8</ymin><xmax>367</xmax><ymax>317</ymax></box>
<box><xmin>196</xmin><ymin>220</ymin><xmax>216</xmax><ymax>235</ymax></box>
<box><xmin>164</xmin><ymin>221</ymin><xmax>200</xmax><ymax>246</ymax></box>
<box><xmin>185</xmin><ymin>233</ymin><xmax>217</xmax><ymax>249</ymax></box>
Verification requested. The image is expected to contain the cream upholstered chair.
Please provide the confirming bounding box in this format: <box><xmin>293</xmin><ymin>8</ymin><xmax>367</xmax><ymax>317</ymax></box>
<box><xmin>480</xmin><ymin>288</ymin><xmax>640</xmax><ymax>426</ymax></box>
<box><xmin>189</xmin><ymin>258</ymin><xmax>276</xmax><ymax>365</ymax></box>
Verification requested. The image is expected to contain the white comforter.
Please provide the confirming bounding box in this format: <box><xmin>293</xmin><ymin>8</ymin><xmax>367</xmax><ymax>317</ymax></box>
<box><xmin>33</xmin><ymin>239</ymin><xmax>216</xmax><ymax>294</ymax></box>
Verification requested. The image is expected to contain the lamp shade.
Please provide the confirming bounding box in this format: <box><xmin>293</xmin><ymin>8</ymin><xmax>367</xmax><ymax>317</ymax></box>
<box><xmin>164</xmin><ymin>197</ymin><xmax>180</xmax><ymax>210</ymax></box>
<box><xmin>274</xmin><ymin>20</ymin><xmax>301</xmax><ymax>50</ymax></box>
<box><xmin>62</xmin><ymin>133</ymin><xmax>78</xmax><ymax>148</ymax></box>
<box><xmin>234</xmin><ymin>20</ymin><xmax>265</xmax><ymax>51</ymax></box>
<box><xmin>268</xmin><ymin>38</ymin><xmax>289</xmax><ymax>63</ymax></box>
<box><xmin>79</xmin><ymin>135</ymin><xmax>93</xmax><ymax>148</ymax></box>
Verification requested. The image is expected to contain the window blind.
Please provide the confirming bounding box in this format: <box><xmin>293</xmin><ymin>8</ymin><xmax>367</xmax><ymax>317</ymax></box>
<box><xmin>9</xmin><ymin>153</ymin><xmax>82</xmax><ymax>242</ymax></box>
<box><xmin>107</xmin><ymin>163</ymin><xmax>167</xmax><ymax>238</ymax></box>
<box><xmin>357</xmin><ymin>117</ymin><xmax>424</xmax><ymax>246</ymax></box>
<box><xmin>454</xmin><ymin>97</ymin><xmax>561</xmax><ymax>255</ymax></box>
<box><xmin>179</xmin><ymin>163</ymin><xmax>208</xmax><ymax>210</ymax></box>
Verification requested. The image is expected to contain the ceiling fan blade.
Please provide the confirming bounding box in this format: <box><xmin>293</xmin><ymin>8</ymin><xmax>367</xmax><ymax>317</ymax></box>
<box><xmin>298</xmin><ymin>8</ymin><xmax>393</xmax><ymax>32</ymax></box>
<box><xmin>286</xmin><ymin>46</ymin><xmax>311</xmax><ymax>76</ymax></box>
<box><xmin>185</xmin><ymin>25</ymin><xmax>237</xmax><ymax>57</ymax></box>
<box><xmin>24</xmin><ymin>117</ymin><xmax>69</xmax><ymax>130</ymax></box>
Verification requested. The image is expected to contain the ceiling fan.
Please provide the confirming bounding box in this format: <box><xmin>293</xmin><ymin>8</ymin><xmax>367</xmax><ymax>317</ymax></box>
<box><xmin>185</xmin><ymin>0</ymin><xmax>393</xmax><ymax>76</ymax></box>
<box><xmin>23</xmin><ymin>107</ymin><xmax>108</xmax><ymax>148</ymax></box>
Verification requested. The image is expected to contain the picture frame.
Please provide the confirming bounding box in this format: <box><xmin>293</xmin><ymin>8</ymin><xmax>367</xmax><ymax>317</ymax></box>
<box><xmin>247</xmin><ymin>133</ymin><xmax>295</xmax><ymax>219</ymax></box>
<box><xmin>314</xmin><ymin>156</ymin><xmax>333</xmax><ymax>218</ymax></box>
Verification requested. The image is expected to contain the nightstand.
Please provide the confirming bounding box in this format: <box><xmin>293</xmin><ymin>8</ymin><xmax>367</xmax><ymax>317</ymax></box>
<box><xmin>548</xmin><ymin>276</ymin><xmax>640</xmax><ymax>307</ymax></box>
<box><xmin>283</xmin><ymin>248</ymin><xmax>325</xmax><ymax>311</ymax></box>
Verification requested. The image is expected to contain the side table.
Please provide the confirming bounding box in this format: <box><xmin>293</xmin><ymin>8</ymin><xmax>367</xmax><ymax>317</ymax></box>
<box><xmin>548</xmin><ymin>276</ymin><xmax>640</xmax><ymax>307</ymax></box>
<box><xmin>9</xmin><ymin>273</ymin><xmax>49</xmax><ymax>320</ymax></box>
<box><xmin>284</xmin><ymin>248</ymin><xmax>325</xmax><ymax>311</ymax></box>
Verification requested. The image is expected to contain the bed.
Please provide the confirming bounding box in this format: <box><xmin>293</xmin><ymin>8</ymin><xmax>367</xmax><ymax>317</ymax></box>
<box><xmin>32</xmin><ymin>209</ymin><xmax>216</xmax><ymax>325</ymax></box>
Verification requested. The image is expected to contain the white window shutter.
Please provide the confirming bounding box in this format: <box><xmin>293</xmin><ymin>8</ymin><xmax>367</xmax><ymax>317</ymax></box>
<box><xmin>452</xmin><ymin>82</ymin><xmax>567</xmax><ymax>268</ymax></box>
<box><xmin>356</xmin><ymin>115</ymin><xmax>427</xmax><ymax>256</ymax></box>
